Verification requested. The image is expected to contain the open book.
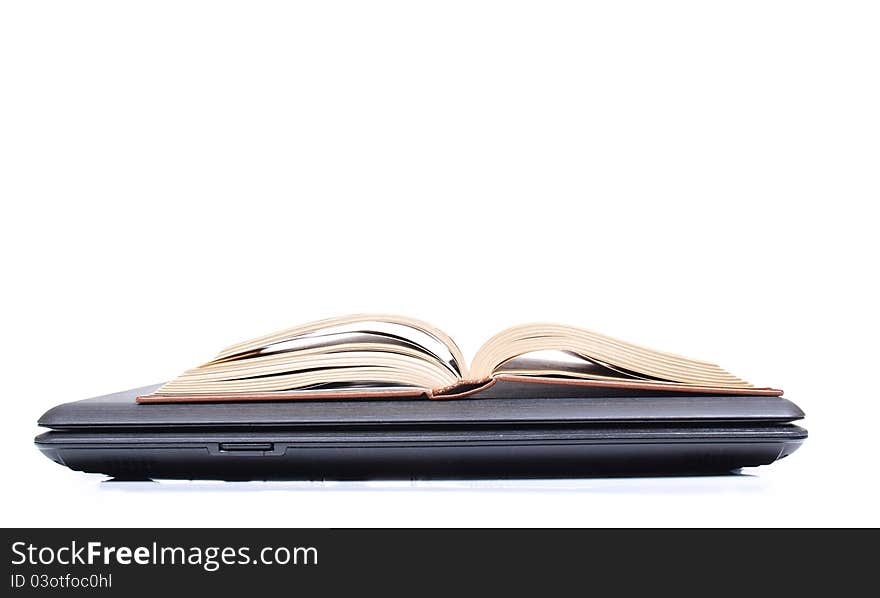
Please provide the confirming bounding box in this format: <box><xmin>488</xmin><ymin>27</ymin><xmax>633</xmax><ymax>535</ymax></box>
<box><xmin>138</xmin><ymin>315</ymin><xmax>782</xmax><ymax>403</ymax></box>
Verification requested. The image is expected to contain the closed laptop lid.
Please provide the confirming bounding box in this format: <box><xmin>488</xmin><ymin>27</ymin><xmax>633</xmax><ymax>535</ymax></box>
<box><xmin>38</xmin><ymin>384</ymin><xmax>805</xmax><ymax>430</ymax></box>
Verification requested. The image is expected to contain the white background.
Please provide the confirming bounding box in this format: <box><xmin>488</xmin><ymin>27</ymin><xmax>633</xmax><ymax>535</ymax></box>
<box><xmin>1</xmin><ymin>1</ymin><xmax>877</xmax><ymax>527</ymax></box>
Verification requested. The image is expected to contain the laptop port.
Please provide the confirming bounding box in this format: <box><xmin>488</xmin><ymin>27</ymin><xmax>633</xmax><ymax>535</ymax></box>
<box><xmin>218</xmin><ymin>442</ymin><xmax>274</xmax><ymax>452</ymax></box>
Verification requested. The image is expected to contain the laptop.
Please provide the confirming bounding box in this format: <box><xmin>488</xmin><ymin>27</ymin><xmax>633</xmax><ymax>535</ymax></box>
<box><xmin>35</xmin><ymin>383</ymin><xmax>807</xmax><ymax>480</ymax></box>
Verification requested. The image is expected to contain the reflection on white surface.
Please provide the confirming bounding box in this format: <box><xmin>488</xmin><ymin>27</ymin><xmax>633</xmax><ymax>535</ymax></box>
<box><xmin>7</xmin><ymin>442</ymin><xmax>871</xmax><ymax>527</ymax></box>
<box><xmin>98</xmin><ymin>472</ymin><xmax>766</xmax><ymax>495</ymax></box>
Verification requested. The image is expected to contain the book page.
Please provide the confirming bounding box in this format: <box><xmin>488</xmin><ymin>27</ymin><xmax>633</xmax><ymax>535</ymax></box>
<box><xmin>471</xmin><ymin>323</ymin><xmax>753</xmax><ymax>388</ymax></box>
<box><xmin>214</xmin><ymin>314</ymin><xmax>466</xmax><ymax>377</ymax></box>
<box><xmin>493</xmin><ymin>351</ymin><xmax>653</xmax><ymax>381</ymax></box>
<box><xmin>152</xmin><ymin>315</ymin><xmax>465</xmax><ymax>396</ymax></box>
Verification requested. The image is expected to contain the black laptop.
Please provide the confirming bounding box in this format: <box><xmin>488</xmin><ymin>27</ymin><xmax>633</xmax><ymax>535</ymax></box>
<box><xmin>35</xmin><ymin>316</ymin><xmax>807</xmax><ymax>479</ymax></box>
<box><xmin>35</xmin><ymin>383</ymin><xmax>806</xmax><ymax>480</ymax></box>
